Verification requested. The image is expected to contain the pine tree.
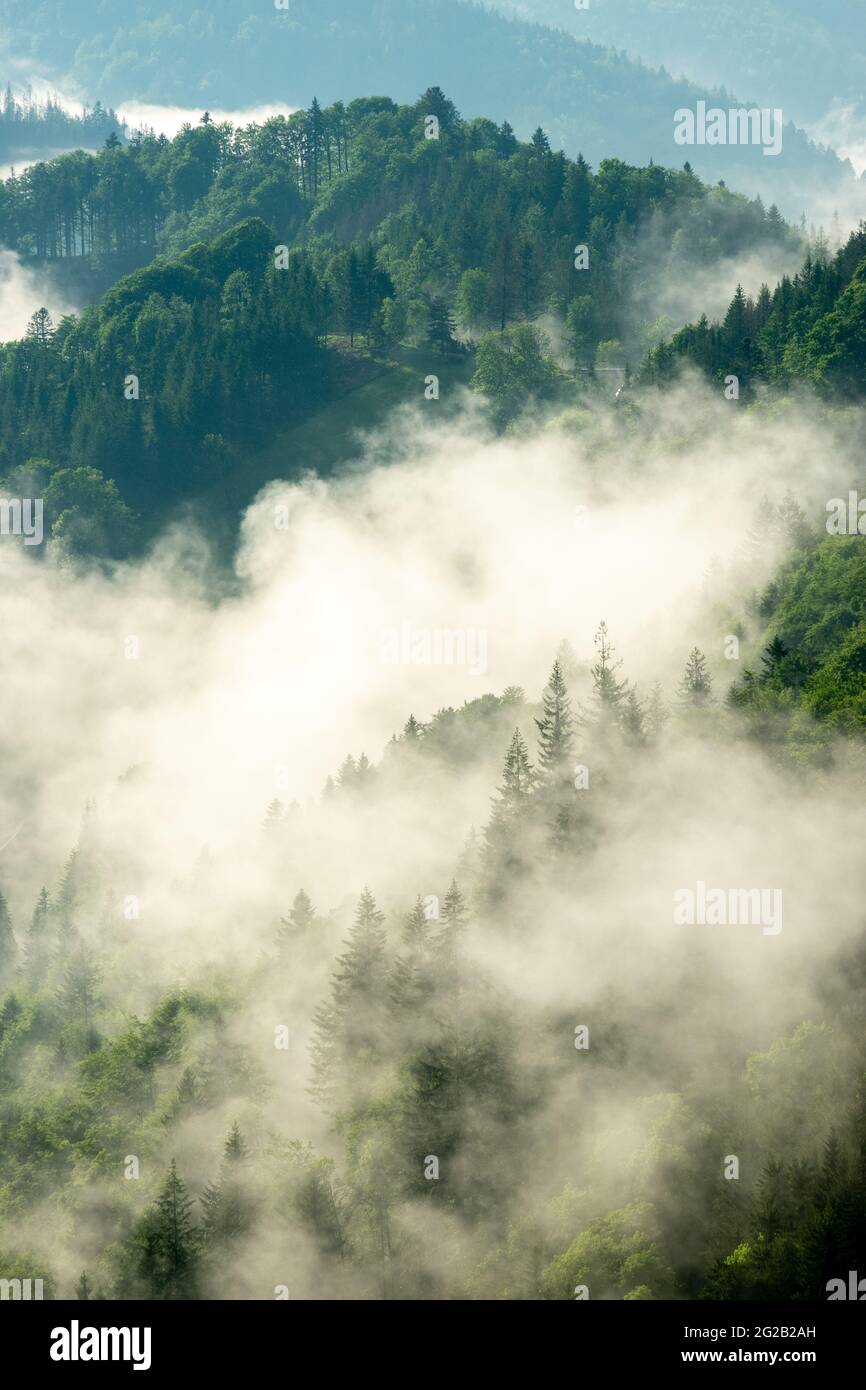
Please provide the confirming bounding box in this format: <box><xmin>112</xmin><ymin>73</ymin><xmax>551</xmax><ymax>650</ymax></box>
<box><xmin>56</xmin><ymin>945</ymin><xmax>102</xmax><ymax>1051</ymax></box>
<box><xmin>535</xmin><ymin>661</ymin><xmax>575</xmax><ymax>783</ymax></box>
<box><xmin>645</xmin><ymin>682</ymin><xmax>669</xmax><ymax>741</ymax></box>
<box><xmin>310</xmin><ymin>888</ymin><xmax>389</xmax><ymax>1106</ymax></box>
<box><xmin>336</xmin><ymin>755</ymin><xmax>358</xmax><ymax>791</ymax></box>
<box><xmin>677</xmin><ymin>648</ymin><xmax>715</xmax><ymax>708</ymax></box>
<box><xmin>585</xmin><ymin>622</ymin><xmax>629</xmax><ymax>731</ymax></box>
<box><xmin>620</xmin><ymin>687</ymin><xmax>646</xmax><ymax>745</ymax></box>
<box><xmin>224</xmin><ymin>1121</ymin><xmax>248</xmax><ymax>1162</ymax></box>
<box><xmin>403</xmin><ymin>897</ymin><xmax>430</xmax><ymax>952</ymax></box>
<box><xmin>76</xmin><ymin>1271</ymin><xmax>91</xmax><ymax>1300</ymax></box>
<box><xmin>0</xmin><ymin>889</ymin><xmax>16</xmax><ymax>977</ymax></box>
<box><xmin>455</xmin><ymin>827</ymin><xmax>480</xmax><ymax>888</ymax></box>
<box><xmin>56</xmin><ymin>849</ymin><xmax>79</xmax><ymax>959</ymax></box>
<box><xmin>136</xmin><ymin>1160</ymin><xmax>199</xmax><ymax>1299</ymax></box>
<box><xmin>22</xmin><ymin>887</ymin><xmax>51</xmax><ymax>986</ymax></box>
<box><xmin>438</xmin><ymin>880</ymin><xmax>467</xmax><ymax>960</ymax></box>
<box><xmin>555</xmin><ymin>638</ymin><xmax>580</xmax><ymax>687</ymax></box>
<box><xmin>26</xmin><ymin>307</ymin><xmax>54</xmax><ymax>346</ymax></box>
<box><xmin>760</xmin><ymin>636</ymin><xmax>788</xmax><ymax>684</ymax></box>
<box><xmin>263</xmin><ymin>798</ymin><xmax>285</xmax><ymax>830</ymax></box>
<box><xmin>427</xmin><ymin>297</ymin><xmax>456</xmax><ymax>357</ymax></box>
<box><xmin>482</xmin><ymin>728</ymin><xmax>536</xmax><ymax>886</ymax></box>
<box><xmin>390</xmin><ymin>898</ymin><xmax>433</xmax><ymax>1015</ymax></box>
<box><xmin>277</xmin><ymin>888</ymin><xmax>317</xmax><ymax>957</ymax></box>
<box><xmin>201</xmin><ymin>1125</ymin><xmax>251</xmax><ymax>1250</ymax></box>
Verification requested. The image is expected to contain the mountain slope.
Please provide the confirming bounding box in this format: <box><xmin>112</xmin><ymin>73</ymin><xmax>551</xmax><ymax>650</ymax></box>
<box><xmin>0</xmin><ymin>0</ymin><xmax>857</xmax><ymax>218</ymax></box>
<box><xmin>491</xmin><ymin>0</ymin><xmax>865</xmax><ymax>128</ymax></box>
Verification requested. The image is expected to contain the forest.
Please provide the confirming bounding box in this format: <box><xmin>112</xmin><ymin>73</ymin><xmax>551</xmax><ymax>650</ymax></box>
<box><xmin>0</xmin><ymin>0</ymin><xmax>856</xmax><ymax>215</ymax></box>
<box><xmin>0</xmin><ymin>74</ymin><xmax>866</xmax><ymax>1306</ymax></box>
<box><xmin>0</xmin><ymin>85</ymin><xmax>124</xmax><ymax>164</ymax></box>
<box><xmin>0</xmin><ymin>91</ymin><xmax>802</xmax><ymax>547</ymax></box>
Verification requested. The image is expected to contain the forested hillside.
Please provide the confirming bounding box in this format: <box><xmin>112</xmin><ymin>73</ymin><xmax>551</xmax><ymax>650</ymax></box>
<box><xmin>0</xmin><ymin>92</ymin><xmax>801</xmax><ymax>548</ymax></box>
<box><xmin>643</xmin><ymin>221</ymin><xmax>866</xmax><ymax>396</ymax></box>
<box><xmin>2</xmin><ymin>615</ymin><xmax>865</xmax><ymax>1299</ymax></box>
<box><xmin>0</xmin><ymin>85</ymin><xmax>124</xmax><ymax>164</ymax></box>
<box><xmin>492</xmin><ymin>0</ymin><xmax>865</xmax><ymax>127</ymax></box>
<box><xmin>1</xmin><ymin>66</ymin><xmax>866</xmax><ymax>1309</ymax></box>
<box><xmin>0</xmin><ymin>0</ymin><xmax>855</xmax><ymax>214</ymax></box>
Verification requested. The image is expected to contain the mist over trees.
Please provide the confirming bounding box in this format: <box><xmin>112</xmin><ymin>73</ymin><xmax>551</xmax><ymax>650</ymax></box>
<box><xmin>1</xmin><ymin>5</ymin><xmax>866</xmax><ymax>1313</ymax></box>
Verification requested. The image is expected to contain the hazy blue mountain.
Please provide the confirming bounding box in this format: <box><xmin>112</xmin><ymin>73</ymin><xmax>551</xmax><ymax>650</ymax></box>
<box><xmin>0</xmin><ymin>0</ymin><xmax>859</xmax><ymax>219</ymax></box>
<box><xmin>491</xmin><ymin>0</ymin><xmax>866</xmax><ymax>126</ymax></box>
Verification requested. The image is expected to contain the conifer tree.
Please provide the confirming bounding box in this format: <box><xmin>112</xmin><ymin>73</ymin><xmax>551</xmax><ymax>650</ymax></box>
<box><xmin>620</xmin><ymin>687</ymin><xmax>646</xmax><ymax>745</ymax></box>
<box><xmin>263</xmin><ymin>798</ymin><xmax>285</xmax><ymax>829</ymax></box>
<box><xmin>677</xmin><ymin>648</ymin><xmax>715</xmax><ymax>708</ymax></box>
<box><xmin>0</xmin><ymin>889</ymin><xmax>16</xmax><ymax>977</ymax></box>
<box><xmin>438</xmin><ymin>880</ymin><xmax>468</xmax><ymax>961</ymax></box>
<box><xmin>310</xmin><ymin>888</ymin><xmax>389</xmax><ymax>1106</ymax></box>
<box><xmin>224</xmin><ymin>1121</ymin><xmax>248</xmax><ymax>1162</ymax></box>
<box><xmin>427</xmin><ymin>297</ymin><xmax>456</xmax><ymax>357</ymax></box>
<box><xmin>390</xmin><ymin>897</ymin><xmax>433</xmax><ymax>1015</ymax></box>
<box><xmin>585</xmin><ymin>622</ymin><xmax>629</xmax><ymax>731</ymax></box>
<box><xmin>22</xmin><ymin>887</ymin><xmax>51</xmax><ymax>986</ymax></box>
<box><xmin>56</xmin><ymin>945</ymin><xmax>102</xmax><ymax>1051</ymax></box>
<box><xmin>136</xmin><ymin>1160</ymin><xmax>199</xmax><ymax>1300</ymax></box>
<box><xmin>535</xmin><ymin>661</ymin><xmax>575</xmax><ymax>783</ymax></box>
<box><xmin>645</xmin><ymin>682</ymin><xmax>670</xmax><ymax>740</ymax></box>
<box><xmin>201</xmin><ymin>1125</ymin><xmax>251</xmax><ymax>1250</ymax></box>
<box><xmin>403</xmin><ymin>897</ymin><xmax>430</xmax><ymax>953</ymax></box>
<box><xmin>56</xmin><ymin>849</ymin><xmax>80</xmax><ymax>959</ymax></box>
<box><xmin>277</xmin><ymin>888</ymin><xmax>317</xmax><ymax>957</ymax></box>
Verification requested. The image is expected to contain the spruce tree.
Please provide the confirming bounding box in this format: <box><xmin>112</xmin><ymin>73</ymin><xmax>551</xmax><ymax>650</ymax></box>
<box><xmin>535</xmin><ymin>661</ymin><xmax>575</xmax><ymax>783</ymax></box>
<box><xmin>224</xmin><ymin>1121</ymin><xmax>248</xmax><ymax>1162</ymax></box>
<box><xmin>277</xmin><ymin>889</ymin><xmax>317</xmax><ymax>957</ymax></box>
<box><xmin>427</xmin><ymin>298</ymin><xmax>456</xmax><ymax>357</ymax></box>
<box><xmin>438</xmin><ymin>880</ymin><xmax>467</xmax><ymax>961</ymax></box>
<box><xmin>22</xmin><ymin>887</ymin><xmax>51</xmax><ymax>986</ymax></box>
<box><xmin>585</xmin><ymin>622</ymin><xmax>629</xmax><ymax>731</ymax></box>
<box><xmin>483</xmin><ymin>728</ymin><xmax>535</xmax><ymax>869</ymax></box>
<box><xmin>56</xmin><ymin>849</ymin><xmax>80</xmax><ymax>959</ymax></box>
<box><xmin>677</xmin><ymin>648</ymin><xmax>715</xmax><ymax>708</ymax></box>
<box><xmin>263</xmin><ymin>798</ymin><xmax>285</xmax><ymax>830</ymax></box>
<box><xmin>137</xmin><ymin>1160</ymin><xmax>199</xmax><ymax>1299</ymax></box>
<box><xmin>201</xmin><ymin>1125</ymin><xmax>251</xmax><ymax>1251</ymax></box>
<box><xmin>620</xmin><ymin>688</ymin><xmax>646</xmax><ymax>745</ymax></box>
<box><xmin>56</xmin><ymin>945</ymin><xmax>102</xmax><ymax>1051</ymax></box>
<box><xmin>0</xmin><ymin>890</ymin><xmax>16</xmax><ymax>978</ymax></box>
<box><xmin>310</xmin><ymin>888</ymin><xmax>389</xmax><ymax>1106</ymax></box>
<box><xmin>390</xmin><ymin>898</ymin><xmax>433</xmax><ymax>1015</ymax></box>
<box><xmin>645</xmin><ymin>682</ymin><xmax>669</xmax><ymax>741</ymax></box>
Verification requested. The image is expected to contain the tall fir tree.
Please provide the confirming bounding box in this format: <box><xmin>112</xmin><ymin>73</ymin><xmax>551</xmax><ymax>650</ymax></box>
<box><xmin>0</xmin><ymin>889</ymin><xmax>16</xmax><ymax>978</ymax></box>
<box><xmin>135</xmin><ymin>1159</ymin><xmax>199</xmax><ymax>1300</ymax></box>
<box><xmin>310</xmin><ymin>887</ymin><xmax>389</xmax><ymax>1107</ymax></box>
<box><xmin>677</xmin><ymin>648</ymin><xmax>715</xmax><ymax>708</ymax></box>
<box><xmin>584</xmin><ymin>622</ymin><xmax>629</xmax><ymax>732</ymax></box>
<box><xmin>277</xmin><ymin>888</ymin><xmax>317</xmax><ymax>958</ymax></box>
<box><xmin>22</xmin><ymin>887</ymin><xmax>51</xmax><ymax>986</ymax></box>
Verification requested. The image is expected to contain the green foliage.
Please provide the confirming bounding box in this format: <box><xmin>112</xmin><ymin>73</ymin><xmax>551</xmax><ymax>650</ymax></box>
<box><xmin>645</xmin><ymin>225</ymin><xmax>866</xmax><ymax>399</ymax></box>
<box><xmin>473</xmin><ymin>322</ymin><xmax>558</xmax><ymax>427</ymax></box>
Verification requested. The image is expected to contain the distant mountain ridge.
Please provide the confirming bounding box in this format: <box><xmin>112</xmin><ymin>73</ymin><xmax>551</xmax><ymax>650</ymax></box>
<box><xmin>0</xmin><ymin>0</ymin><xmax>859</xmax><ymax>219</ymax></box>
